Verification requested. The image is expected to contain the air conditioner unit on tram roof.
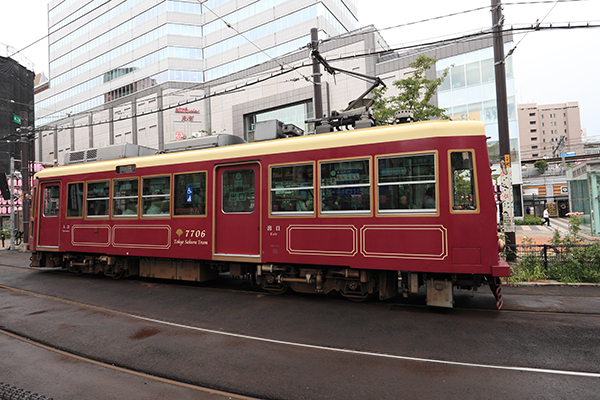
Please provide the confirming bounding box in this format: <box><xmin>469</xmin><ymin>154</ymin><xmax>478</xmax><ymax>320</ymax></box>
<box><xmin>64</xmin><ymin>143</ymin><xmax>157</xmax><ymax>165</ymax></box>
<box><xmin>254</xmin><ymin>120</ymin><xmax>303</xmax><ymax>142</ymax></box>
<box><xmin>163</xmin><ymin>134</ymin><xmax>246</xmax><ymax>153</ymax></box>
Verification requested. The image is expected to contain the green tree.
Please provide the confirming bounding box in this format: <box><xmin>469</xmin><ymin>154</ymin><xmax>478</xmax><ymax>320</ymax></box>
<box><xmin>534</xmin><ymin>159</ymin><xmax>548</xmax><ymax>174</ymax></box>
<box><xmin>371</xmin><ymin>55</ymin><xmax>451</xmax><ymax>124</ymax></box>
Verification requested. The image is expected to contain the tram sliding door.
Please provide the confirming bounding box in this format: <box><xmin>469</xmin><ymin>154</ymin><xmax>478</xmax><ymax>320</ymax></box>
<box><xmin>214</xmin><ymin>163</ymin><xmax>261</xmax><ymax>258</ymax></box>
<box><xmin>38</xmin><ymin>182</ymin><xmax>61</xmax><ymax>248</ymax></box>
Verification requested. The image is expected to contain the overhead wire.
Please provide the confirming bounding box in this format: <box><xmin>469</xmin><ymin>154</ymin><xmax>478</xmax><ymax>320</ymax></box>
<box><xmin>32</xmin><ymin>20</ymin><xmax>599</xmax><ymax>132</ymax></box>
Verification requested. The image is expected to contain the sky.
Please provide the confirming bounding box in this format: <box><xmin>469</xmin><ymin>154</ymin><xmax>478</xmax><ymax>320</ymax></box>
<box><xmin>0</xmin><ymin>0</ymin><xmax>598</xmax><ymax>136</ymax></box>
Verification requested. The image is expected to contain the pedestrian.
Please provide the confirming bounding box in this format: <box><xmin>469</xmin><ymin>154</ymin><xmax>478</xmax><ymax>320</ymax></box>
<box><xmin>542</xmin><ymin>206</ymin><xmax>550</xmax><ymax>227</ymax></box>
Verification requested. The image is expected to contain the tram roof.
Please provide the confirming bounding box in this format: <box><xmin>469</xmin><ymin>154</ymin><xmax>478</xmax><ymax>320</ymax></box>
<box><xmin>35</xmin><ymin>120</ymin><xmax>485</xmax><ymax>179</ymax></box>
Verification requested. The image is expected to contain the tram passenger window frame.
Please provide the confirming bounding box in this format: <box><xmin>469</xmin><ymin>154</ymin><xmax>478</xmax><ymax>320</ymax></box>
<box><xmin>376</xmin><ymin>152</ymin><xmax>437</xmax><ymax>214</ymax></box>
<box><xmin>270</xmin><ymin>163</ymin><xmax>314</xmax><ymax>216</ymax></box>
<box><xmin>449</xmin><ymin>150</ymin><xmax>479</xmax><ymax>213</ymax></box>
<box><xmin>112</xmin><ymin>178</ymin><xmax>140</xmax><ymax>218</ymax></box>
<box><xmin>174</xmin><ymin>171</ymin><xmax>207</xmax><ymax>217</ymax></box>
<box><xmin>222</xmin><ymin>169</ymin><xmax>255</xmax><ymax>214</ymax></box>
<box><xmin>66</xmin><ymin>182</ymin><xmax>84</xmax><ymax>218</ymax></box>
<box><xmin>86</xmin><ymin>180</ymin><xmax>110</xmax><ymax>218</ymax></box>
<box><xmin>142</xmin><ymin>175</ymin><xmax>171</xmax><ymax>217</ymax></box>
<box><xmin>319</xmin><ymin>158</ymin><xmax>371</xmax><ymax>215</ymax></box>
<box><xmin>43</xmin><ymin>185</ymin><xmax>60</xmax><ymax>217</ymax></box>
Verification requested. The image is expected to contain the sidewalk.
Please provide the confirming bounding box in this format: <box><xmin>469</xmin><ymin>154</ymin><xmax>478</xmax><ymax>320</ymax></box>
<box><xmin>514</xmin><ymin>217</ymin><xmax>595</xmax><ymax>245</ymax></box>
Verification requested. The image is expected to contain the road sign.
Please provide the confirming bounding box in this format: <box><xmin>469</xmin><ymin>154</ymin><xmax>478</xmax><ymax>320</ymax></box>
<box><xmin>13</xmin><ymin>115</ymin><xmax>21</xmax><ymax>124</ymax></box>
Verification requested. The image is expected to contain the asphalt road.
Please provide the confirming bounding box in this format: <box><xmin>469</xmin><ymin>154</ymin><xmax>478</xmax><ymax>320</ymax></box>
<box><xmin>1</xmin><ymin>249</ymin><xmax>599</xmax><ymax>400</ymax></box>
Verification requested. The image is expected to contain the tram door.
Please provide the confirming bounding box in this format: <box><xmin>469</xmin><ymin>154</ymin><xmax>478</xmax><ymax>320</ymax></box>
<box><xmin>214</xmin><ymin>164</ymin><xmax>260</xmax><ymax>257</ymax></box>
<box><xmin>38</xmin><ymin>182</ymin><xmax>61</xmax><ymax>248</ymax></box>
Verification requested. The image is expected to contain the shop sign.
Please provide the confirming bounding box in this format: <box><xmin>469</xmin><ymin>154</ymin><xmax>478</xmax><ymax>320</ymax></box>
<box><xmin>175</xmin><ymin>107</ymin><xmax>199</xmax><ymax>114</ymax></box>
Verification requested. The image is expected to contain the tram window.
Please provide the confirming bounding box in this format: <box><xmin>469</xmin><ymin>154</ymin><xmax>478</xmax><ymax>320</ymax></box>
<box><xmin>222</xmin><ymin>169</ymin><xmax>254</xmax><ymax>213</ymax></box>
<box><xmin>43</xmin><ymin>185</ymin><xmax>60</xmax><ymax>217</ymax></box>
<box><xmin>320</xmin><ymin>159</ymin><xmax>370</xmax><ymax>213</ymax></box>
<box><xmin>142</xmin><ymin>176</ymin><xmax>171</xmax><ymax>216</ymax></box>
<box><xmin>67</xmin><ymin>182</ymin><xmax>84</xmax><ymax>217</ymax></box>
<box><xmin>271</xmin><ymin>164</ymin><xmax>314</xmax><ymax>213</ymax></box>
<box><xmin>113</xmin><ymin>178</ymin><xmax>139</xmax><ymax>217</ymax></box>
<box><xmin>451</xmin><ymin>151</ymin><xmax>477</xmax><ymax>211</ymax></box>
<box><xmin>86</xmin><ymin>181</ymin><xmax>110</xmax><ymax>217</ymax></box>
<box><xmin>174</xmin><ymin>172</ymin><xmax>206</xmax><ymax>216</ymax></box>
<box><xmin>377</xmin><ymin>154</ymin><xmax>436</xmax><ymax>212</ymax></box>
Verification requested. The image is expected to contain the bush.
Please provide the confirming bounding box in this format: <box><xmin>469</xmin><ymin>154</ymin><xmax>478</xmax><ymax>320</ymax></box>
<box><xmin>515</xmin><ymin>214</ymin><xmax>544</xmax><ymax>225</ymax></box>
<box><xmin>547</xmin><ymin>241</ymin><xmax>600</xmax><ymax>283</ymax></box>
<box><xmin>508</xmin><ymin>255</ymin><xmax>548</xmax><ymax>283</ymax></box>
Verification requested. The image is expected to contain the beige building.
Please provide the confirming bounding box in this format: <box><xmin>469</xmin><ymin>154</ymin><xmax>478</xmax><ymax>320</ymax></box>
<box><xmin>517</xmin><ymin>102</ymin><xmax>582</xmax><ymax>161</ymax></box>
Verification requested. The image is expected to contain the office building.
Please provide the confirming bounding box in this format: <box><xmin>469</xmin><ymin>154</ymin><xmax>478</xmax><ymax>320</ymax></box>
<box><xmin>34</xmin><ymin>0</ymin><xmax>358</xmax><ymax>163</ymax></box>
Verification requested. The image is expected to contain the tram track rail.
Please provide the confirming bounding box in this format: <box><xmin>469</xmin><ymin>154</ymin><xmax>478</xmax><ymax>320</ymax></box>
<box><xmin>1</xmin><ymin>282</ymin><xmax>600</xmax><ymax>380</ymax></box>
<box><xmin>0</xmin><ymin>327</ymin><xmax>261</xmax><ymax>400</ymax></box>
<box><xmin>2</xmin><ymin>262</ymin><xmax>600</xmax><ymax>316</ymax></box>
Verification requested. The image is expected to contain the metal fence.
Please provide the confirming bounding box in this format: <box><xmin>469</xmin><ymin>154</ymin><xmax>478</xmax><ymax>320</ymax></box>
<box><xmin>0</xmin><ymin>383</ymin><xmax>53</xmax><ymax>400</ymax></box>
<box><xmin>505</xmin><ymin>244</ymin><xmax>600</xmax><ymax>280</ymax></box>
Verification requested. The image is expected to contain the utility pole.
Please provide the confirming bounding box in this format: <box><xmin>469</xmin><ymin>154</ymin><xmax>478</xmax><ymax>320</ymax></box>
<box><xmin>310</xmin><ymin>28</ymin><xmax>324</xmax><ymax>120</ymax></box>
<box><xmin>492</xmin><ymin>0</ymin><xmax>516</xmax><ymax>255</ymax></box>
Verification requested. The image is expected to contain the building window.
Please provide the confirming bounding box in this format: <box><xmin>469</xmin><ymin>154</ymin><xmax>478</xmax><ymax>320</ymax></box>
<box><xmin>86</xmin><ymin>181</ymin><xmax>110</xmax><ymax>217</ymax></box>
<box><xmin>532</xmin><ymin>146</ymin><xmax>538</xmax><ymax>149</ymax></box>
<box><xmin>142</xmin><ymin>176</ymin><xmax>171</xmax><ymax>216</ymax></box>
<box><xmin>378</xmin><ymin>154</ymin><xmax>435</xmax><ymax>212</ymax></box>
<box><xmin>531</xmin><ymin>137</ymin><xmax>538</xmax><ymax>141</ymax></box>
<box><xmin>174</xmin><ymin>172</ymin><xmax>206</xmax><ymax>215</ymax></box>
<box><xmin>532</xmin><ymin>154</ymin><xmax>539</xmax><ymax>158</ymax></box>
<box><xmin>451</xmin><ymin>152</ymin><xmax>476</xmax><ymax>211</ymax></box>
<box><xmin>321</xmin><ymin>159</ymin><xmax>370</xmax><ymax>213</ymax></box>
<box><xmin>530</xmin><ymin>129</ymin><xmax>537</xmax><ymax>133</ymax></box>
<box><xmin>113</xmin><ymin>178</ymin><xmax>139</xmax><ymax>217</ymax></box>
<box><xmin>271</xmin><ymin>164</ymin><xmax>314</xmax><ymax>214</ymax></box>
<box><xmin>529</xmin><ymin>112</ymin><xmax>536</xmax><ymax>117</ymax></box>
<box><xmin>529</xmin><ymin>120</ymin><xmax>536</xmax><ymax>125</ymax></box>
<box><xmin>43</xmin><ymin>185</ymin><xmax>60</xmax><ymax>217</ymax></box>
<box><xmin>66</xmin><ymin>182</ymin><xmax>83</xmax><ymax>217</ymax></box>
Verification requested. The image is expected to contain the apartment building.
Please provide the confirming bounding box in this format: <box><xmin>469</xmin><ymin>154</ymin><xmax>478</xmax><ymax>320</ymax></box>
<box><xmin>517</xmin><ymin>102</ymin><xmax>582</xmax><ymax>161</ymax></box>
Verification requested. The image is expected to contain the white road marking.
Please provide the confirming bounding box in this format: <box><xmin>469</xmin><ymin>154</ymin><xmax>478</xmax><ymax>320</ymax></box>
<box><xmin>2</xmin><ymin>284</ymin><xmax>599</xmax><ymax>379</ymax></box>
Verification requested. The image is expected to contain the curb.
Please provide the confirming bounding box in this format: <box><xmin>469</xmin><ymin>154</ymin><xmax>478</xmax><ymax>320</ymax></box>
<box><xmin>506</xmin><ymin>281</ymin><xmax>600</xmax><ymax>287</ymax></box>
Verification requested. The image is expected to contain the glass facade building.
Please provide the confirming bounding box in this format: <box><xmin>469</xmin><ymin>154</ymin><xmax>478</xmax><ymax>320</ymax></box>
<box><xmin>436</xmin><ymin>43</ymin><xmax>522</xmax><ymax>217</ymax></box>
<box><xmin>436</xmin><ymin>43</ymin><xmax>518</xmax><ymax>164</ymax></box>
<box><xmin>35</xmin><ymin>0</ymin><xmax>358</xmax><ymax>153</ymax></box>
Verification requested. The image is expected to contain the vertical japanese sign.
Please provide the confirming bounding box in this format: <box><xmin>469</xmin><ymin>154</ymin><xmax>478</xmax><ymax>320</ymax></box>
<box><xmin>499</xmin><ymin>161</ymin><xmax>514</xmax><ymax>233</ymax></box>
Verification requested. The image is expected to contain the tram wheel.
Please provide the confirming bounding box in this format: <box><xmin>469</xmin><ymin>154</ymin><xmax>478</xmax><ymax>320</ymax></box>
<box><xmin>341</xmin><ymin>292</ymin><xmax>372</xmax><ymax>303</ymax></box>
<box><xmin>110</xmin><ymin>271</ymin><xmax>125</xmax><ymax>280</ymax></box>
<box><xmin>264</xmin><ymin>285</ymin><xmax>290</xmax><ymax>295</ymax></box>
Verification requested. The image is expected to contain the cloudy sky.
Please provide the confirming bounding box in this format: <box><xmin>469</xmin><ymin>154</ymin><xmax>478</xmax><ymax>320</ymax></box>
<box><xmin>1</xmin><ymin>0</ymin><xmax>598</xmax><ymax>135</ymax></box>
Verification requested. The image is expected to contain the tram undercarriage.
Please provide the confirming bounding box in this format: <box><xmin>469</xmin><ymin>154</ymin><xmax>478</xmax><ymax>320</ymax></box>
<box><xmin>30</xmin><ymin>251</ymin><xmax>503</xmax><ymax>309</ymax></box>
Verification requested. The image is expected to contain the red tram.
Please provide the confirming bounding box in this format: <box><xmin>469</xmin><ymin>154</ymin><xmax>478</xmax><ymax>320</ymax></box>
<box><xmin>30</xmin><ymin>120</ymin><xmax>509</xmax><ymax>308</ymax></box>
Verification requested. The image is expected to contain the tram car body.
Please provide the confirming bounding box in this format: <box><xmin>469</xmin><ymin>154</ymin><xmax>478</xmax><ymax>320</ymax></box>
<box><xmin>30</xmin><ymin>120</ymin><xmax>509</xmax><ymax>307</ymax></box>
